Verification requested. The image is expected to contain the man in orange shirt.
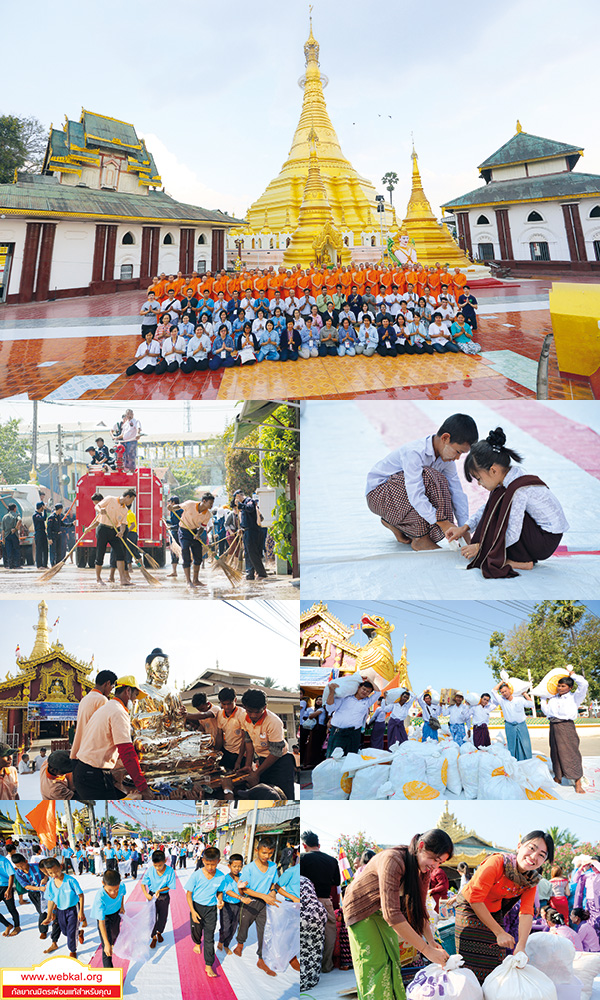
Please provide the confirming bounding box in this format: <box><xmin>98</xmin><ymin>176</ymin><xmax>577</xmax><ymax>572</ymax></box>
<box><xmin>72</xmin><ymin>675</ymin><xmax>154</xmax><ymax>800</ymax></box>
<box><xmin>70</xmin><ymin>670</ymin><xmax>118</xmax><ymax>760</ymax></box>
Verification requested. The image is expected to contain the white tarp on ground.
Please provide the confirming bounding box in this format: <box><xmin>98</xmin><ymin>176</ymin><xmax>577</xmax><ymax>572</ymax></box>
<box><xmin>300</xmin><ymin>400</ymin><xmax>600</xmax><ymax>599</ymax></box>
<box><xmin>1</xmin><ymin>868</ymin><xmax>297</xmax><ymax>1000</ymax></box>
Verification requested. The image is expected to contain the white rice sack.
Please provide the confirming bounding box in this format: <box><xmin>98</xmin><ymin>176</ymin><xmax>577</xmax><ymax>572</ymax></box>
<box><xmin>499</xmin><ymin>669</ymin><xmax>531</xmax><ymax>696</ymax></box>
<box><xmin>425</xmin><ymin>753</ymin><xmax>447</xmax><ymax>794</ymax></box>
<box><xmin>441</xmin><ymin>742</ymin><xmax>462</xmax><ymax>796</ymax></box>
<box><xmin>478</xmin><ymin>752</ymin><xmax>526</xmax><ymax>800</ymax></box>
<box><xmin>525</xmin><ymin>933</ymin><xmax>577</xmax><ymax>985</ymax></box>
<box><xmin>531</xmin><ymin>667</ymin><xmax>577</xmax><ymax>698</ymax></box>
<box><xmin>458</xmin><ymin>747</ymin><xmax>481</xmax><ymax>799</ymax></box>
<box><xmin>323</xmin><ymin>673</ymin><xmax>364</xmax><ymax>703</ymax></box>
<box><xmin>407</xmin><ymin>955</ymin><xmax>483</xmax><ymax>999</ymax></box>
<box><xmin>424</xmin><ymin>688</ymin><xmax>441</xmax><ymax>703</ymax></box>
<box><xmin>459</xmin><ymin>740</ymin><xmax>476</xmax><ymax>754</ymax></box>
<box><xmin>385</xmin><ymin>687</ymin><xmax>409</xmax><ymax>704</ymax></box>
<box><xmin>572</xmin><ymin>952</ymin><xmax>600</xmax><ymax>1000</ymax></box>
<box><xmin>376</xmin><ymin>781</ymin><xmax>394</xmax><ymax>800</ymax></box>
<box><xmin>465</xmin><ymin>691</ymin><xmax>481</xmax><ymax>706</ymax></box>
<box><xmin>311</xmin><ymin>748</ymin><xmax>350</xmax><ymax>799</ymax></box>
<box><xmin>389</xmin><ymin>751</ymin><xmax>436</xmax><ymax>799</ymax></box>
<box><xmin>350</xmin><ymin>762</ymin><xmax>392</xmax><ymax>799</ymax></box>
<box><xmin>483</xmin><ymin>952</ymin><xmax>557</xmax><ymax>1000</ymax></box>
<box><xmin>515</xmin><ymin>757</ymin><xmax>558</xmax><ymax>799</ymax></box>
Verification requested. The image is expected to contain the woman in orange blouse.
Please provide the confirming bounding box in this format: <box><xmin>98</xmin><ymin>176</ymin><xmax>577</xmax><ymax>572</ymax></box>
<box><xmin>454</xmin><ymin>830</ymin><xmax>554</xmax><ymax>983</ymax></box>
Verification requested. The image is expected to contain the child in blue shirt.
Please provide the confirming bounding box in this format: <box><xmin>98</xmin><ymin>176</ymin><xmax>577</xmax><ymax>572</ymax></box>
<box><xmin>142</xmin><ymin>849</ymin><xmax>177</xmax><ymax>950</ymax></box>
<box><xmin>0</xmin><ymin>852</ymin><xmax>21</xmax><ymax>934</ymax></box>
<box><xmin>186</xmin><ymin>847</ymin><xmax>225</xmax><ymax>977</ymax></box>
<box><xmin>11</xmin><ymin>852</ymin><xmax>49</xmax><ymax>937</ymax></box>
<box><xmin>234</xmin><ymin>839</ymin><xmax>297</xmax><ymax>975</ymax></box>
<box><xmin>104</xmin><ymin>843</ymin><xmax>117</xmax><ymax>872</ymax></box>
<box><xmin>91</xmin><ymin>869</ymin><xmax>126</xmax><ymax>968</ymax></box>
<box><xmin>217</xmin><ymin>853</ymin><xmax>244</xmax><ymax>955</ymax></box>
<box><xmin>41</xmin><ymin>857</ymin><xmax>85</xmax><ymax>958</ymax></box>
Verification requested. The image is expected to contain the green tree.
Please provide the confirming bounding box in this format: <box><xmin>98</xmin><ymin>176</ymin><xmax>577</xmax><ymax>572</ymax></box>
<box><xmin>0</xmin><ymin>115</ymin><xmax>47</xmax><ymax>183</ymax></box>
<box><xmin>0</xmin><ymin>418</ymin><xmax>33</xmax><ymax>483</ymax></box>
<box><xmin>247</xmin><ymin>405</ymin><xmax>299</xmax><ymax>567</ymax></box>
<box><xmin>546</xmin><ymin>826</ymin><xmax>579</xmax><ymax>848</ymax></box>
<box><xmin>382</xmin><ymin>171</ymin><xmax>399</xmax><ymax>205</ymax></box>
<box><xmin>486</xmin><ymin>602</ymin><xmax>600</xmax><ymax>699</ymax></box>
<box><xmin>223</xmin><ymin>421</ymin><xmax>260</xmax><ymax>499</ymax></box>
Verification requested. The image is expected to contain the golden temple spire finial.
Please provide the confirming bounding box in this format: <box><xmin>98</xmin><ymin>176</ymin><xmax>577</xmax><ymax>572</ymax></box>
<box><xmin>516</xmin><ymin>119</ymin><xmax>523</xmax><ymax>134</ymax></box>
<box><xmin>304</xmin><ymin>8</ymin><xmax>319</xmax><ymax>65</ymax></box>
<box><xmin>31</xmin><ymin>599</ymin><xmax>51</xmax><ymax>659</ymax></box>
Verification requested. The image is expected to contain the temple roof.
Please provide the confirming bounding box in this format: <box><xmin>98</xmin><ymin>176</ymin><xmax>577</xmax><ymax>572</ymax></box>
<box><xmin>43</xmin><ymin>110</ymin><xmax>161</xmax><ymax>186</ymax></box>
<box><xmin>478</xmin><ymin>130</ymin><xmax>583</xmax><ymax>171</ymax></box>
<box><xmin>442</xmin><ymin>170</ymin><xmax>600</xmax><ymax>210</ymax></box>
<box><xmin>0</xmin><ymin>174</ymin><xmax>240</xmax><ymax>224</ymax></box>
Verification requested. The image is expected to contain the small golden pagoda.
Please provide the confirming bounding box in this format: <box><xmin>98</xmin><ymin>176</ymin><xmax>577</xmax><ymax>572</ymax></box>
<box><xmin>394</xmin><ymin>148</ymin><xmax>472</xmax><ymax>268</ymax></box>
<box><xmin>246</xmin><ymin>17</ymin><xmax>394</xmax><ymax>243</ymax></box>
<box><xmin>283</xmin><ymin>134</ymin><xmax>351</xmax><ymax>268</ymax></box>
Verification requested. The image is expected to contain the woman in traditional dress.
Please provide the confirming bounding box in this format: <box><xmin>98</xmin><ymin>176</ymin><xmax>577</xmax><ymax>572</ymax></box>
<box><xmin>300</xmin><ymin>875</ymin><xmax>328</xmax><ymax>992</ymax></box>
<box><xmin>342</xmin><ymin>829</ymin><xmax>453</xmax><ymax>1000</ymax></box>
<box><xmin>454</xmin><ymin>829</ymin><xmax>554</xmax><ymax>984</ymax></box>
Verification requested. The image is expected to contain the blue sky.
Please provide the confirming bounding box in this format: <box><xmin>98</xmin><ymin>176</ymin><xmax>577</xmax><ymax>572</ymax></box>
<box><xmin>300</xmin><ymin>600</ymin><xmax>600</xmax><ymax>692</ymax></box>
<box><xmin>1</xmin><ymin>599</ymin><xmax>299</xmax><ymax>690</ymax></box>
<box><xmin>5</xmin><ymin>0</ymin><xmax>599</xmax><ymax>219</ymax></box>
<box><xmin>300</xmin><ymin>800</ymin><xmax>600</xmax><ymax>854</ymax></box>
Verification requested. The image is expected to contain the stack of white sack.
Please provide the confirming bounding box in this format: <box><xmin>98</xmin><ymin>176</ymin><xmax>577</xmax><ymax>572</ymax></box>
<box><xmin>482</xmin><ymin>952</ymin><xmax>557</xmax><ymax>1000</ymax></box>
<box><xmin>406</xmin><ymin>955</ymin><xmax>482</xmax><ymax>999</ymax></box>
<box><xmin>312</xmin><ymin>737</ymin><xmax>557</xmax><ymax>800</ymax></box>
<box><xmin>526</xmin><ymin>933</ymin><xmax>584</xmax><ymax>1000</ymax></box>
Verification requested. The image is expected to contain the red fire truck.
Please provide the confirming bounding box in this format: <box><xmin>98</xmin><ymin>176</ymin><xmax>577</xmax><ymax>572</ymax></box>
<box><xmin>74</xmin><ymin>462</ymin><xmax>167</xmax><ymax>568</ymax></box>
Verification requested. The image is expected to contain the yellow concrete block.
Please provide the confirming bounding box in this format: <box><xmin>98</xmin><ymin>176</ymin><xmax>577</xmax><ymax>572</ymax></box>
<box><xmin>549</xmin><ymin>282</ymin><xmax>600</xmax><ymax>376</ymax></box>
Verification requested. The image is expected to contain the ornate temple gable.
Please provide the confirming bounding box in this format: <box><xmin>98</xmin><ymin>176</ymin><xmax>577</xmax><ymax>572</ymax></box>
<box><xmin>43</xmin><ymin>109</ymin><xmax>162</xmax><ymax>193</ymax></box>
<box><xmin>300</xmin><ymin>601</ymin><xmax>354</xmax><ymax>639</ymax></box>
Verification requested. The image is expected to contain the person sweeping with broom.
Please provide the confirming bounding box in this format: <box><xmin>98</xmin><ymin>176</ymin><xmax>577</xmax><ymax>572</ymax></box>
<box><xmin>94</xmin><ymin>489</ymin><xmax>136</xmax><ymax>587</ymax></box>
<box><xmin>177</xmin><ymin>493</ymin><xmax>214</xmax><ymax>589</ymax></box>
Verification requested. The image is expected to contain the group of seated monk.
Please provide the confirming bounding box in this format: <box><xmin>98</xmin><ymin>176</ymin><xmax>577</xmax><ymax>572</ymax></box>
<box><xmin>129</xmin><ymin>262</ymin><xmax>479</xmax><ymax>375</ymax></box>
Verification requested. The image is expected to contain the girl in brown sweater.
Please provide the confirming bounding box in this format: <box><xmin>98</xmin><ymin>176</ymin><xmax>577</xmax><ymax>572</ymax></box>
<box><xmin>342</xmin><ymin>829</ymin><xmax>453</xmax><ymax>999</ymax></box>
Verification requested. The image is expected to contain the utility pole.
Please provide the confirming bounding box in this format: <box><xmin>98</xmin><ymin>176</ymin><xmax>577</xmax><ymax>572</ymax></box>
<box><xmin>184</xmin><ymin>401</ymin><xmax>192</xmax><ymax>433</ymax></box>
<box><xmin>31</xmin><ymin>400</ymin><xmax>38</xmax><ymax>480</ymax></box>
<box><xmin>57</xmin><ymin>424</ymin><xmax>64</xmax><ymax>499</ymax></box>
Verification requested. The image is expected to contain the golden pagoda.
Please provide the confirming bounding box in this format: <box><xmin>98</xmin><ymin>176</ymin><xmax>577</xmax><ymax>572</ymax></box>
<box><xmin>394</xmin><ymin>636</ymin><xmax>412</xmax><ymax>692</ymax></box>
<box><xmin>246</xmin><ymin>17</ymin><xmax>394</xmax><ymax>243</ymax></box>
<box><xmin>284</xmin><ymin>133</ymin><xmax>351</xmax><ymax>268</ymax></box>
<box><xmin>394</xmin><ymin>148</ymin><xmax>472</xmax><ymax>268</ymax></box>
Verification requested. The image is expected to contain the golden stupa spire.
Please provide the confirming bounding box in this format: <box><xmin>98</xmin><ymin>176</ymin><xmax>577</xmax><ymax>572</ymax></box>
<box><xmin>284</xmin><ymin>137</ymin><xmax>349</xmax><ymax>267</ymax></box>
<box><xmin>394</xmin><ymin>634</ymin><xmax>411</xmax><ymax>691</ymax></box>
<box><xmin>400</xmin><ymin>143</ymin><xmax>472</xmax><ymax>267</ymax></box>
<box><xmin>31</xmin><ymin>600</ymin><xmax>52</xmax><ymax>658</ymax></box>
<box><xmin>246</xmin><ymin>16</ymin><xmax>391</xmax><ymax>244</ymax></box>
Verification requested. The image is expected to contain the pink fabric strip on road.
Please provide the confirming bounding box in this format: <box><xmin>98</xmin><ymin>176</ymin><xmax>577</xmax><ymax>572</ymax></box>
<box><xmin>170</xmin><ymin>873</ymin><xmax>237</xmax><ymax>1000</ymax></box>
<box><xmin>487</xmin><ymin>401</ymin><xmax>600</xmax><ymax>481</ymax></box>
<box><xmin>89</xmin><ymin>876</ymin><xmax>147</xmax><ymax>973</ymax></box>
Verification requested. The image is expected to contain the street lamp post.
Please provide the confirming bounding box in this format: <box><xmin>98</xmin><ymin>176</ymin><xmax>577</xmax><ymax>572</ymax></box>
<box><xmin>376</xmin><ymin>195</ymin><xmax>386</xmax><ymax>264</ymax></box>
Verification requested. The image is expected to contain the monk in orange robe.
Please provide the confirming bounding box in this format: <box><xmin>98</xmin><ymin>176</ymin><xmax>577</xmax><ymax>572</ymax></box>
<box><xmin>405</xmin><ymin>266</ymin><xmax>418</xmax><ymax>290</ymax></box>
<box><xmin>340</xmin><ymin>267</ymin><xmax>353</xmax><ymax>297</ymax></box>
<box><xmin>366</xmin><ymin>265</ymin><xmax>380</xmax><ymax>292</ymax></box>
<box><xmin>199</xmin><ymin>273</ymin><xmax>214</xmax><ymax>296</ymax></box>
<box><xmin>267</xmin><ymin>271</ymin><xmax>279</xmax><ymax>299</ymax></box>
<box><xmin>354</xmin><ymin>267</ymin><xmax>366</xmax><ymax>296</ymax></box>
<box><xmin>325</xmin><ymin>270</ymin><xmax>338</xmax><ymax>296</ymax></box>
<box><xmin>227</xmin><ymin>274</ymin><xmax>240</xmax><ymax>297</ymax></box>
<box><xmin>392</xmin><ymin>267</ymin><xmax>406</xmax><ymax>294</ymax></box>
<box><xmin>211</xmin><ymin>270</ymin><xmax>227</xmax><ymax>296</ymax></box>
<box><xmin>173</xmin><ymin>271</ymin><xmax>187</xmax><ymax>296</ymax></box>
<box><xmin>254</xmin><ymin>270</ymin><xmax>268</xmax><ymax>295</ymax></box>
<box><xmin>297</xmin><ymin>270</ymin><xmax>310</xmax><ymax>296</ymax></box>
<box><xmin>380</xmin><ymin>268</ymin><xmax>393</xmax><ymax>295</ymax></box>
<box><xmin>311</xmin><ymin>269</ymin><xmax>325</xmax><ymax>296</ymax></box>
<box><xmin>440</xmin><ymin>266</ymin><xmax>453</xmax><ymax>290</ymax></box>
<box><xmin>149</xmin><ymin>276</ymin><xmax>164</xmax><ymax>300</ymax></box>
<box><xmin>428</xmin><ymin>267</ymin><xmax>442</xmax><ymax>299</ymax></box>
<box><xmin>453</xmin><ymin>268</ymin><xmax>467</xmax><ymax>303</ymax></box>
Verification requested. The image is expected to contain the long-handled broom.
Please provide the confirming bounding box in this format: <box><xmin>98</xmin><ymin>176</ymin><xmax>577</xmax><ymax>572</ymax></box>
<box><xmin>38</xmin><ymin>517</ymin><xmax>98</xmax><ymax>583</ymax></box>
<box><xmin>162</xmin><ymin>518</ymin><xmax>182</xmax><ymax>560</ymax></box>
<box><xmin>170</xmin><ymin>508</ymin><xmax>243</xmax><ymax>586</ymax></box>
<box><xmin>103</xmin><ymin>511</ymin><xmax>161</xmax><ymax>586</ymax></box>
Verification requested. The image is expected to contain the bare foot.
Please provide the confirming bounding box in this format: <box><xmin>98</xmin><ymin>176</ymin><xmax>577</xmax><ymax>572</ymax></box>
<box><xmin>206</xmin><ymin>966</ymin><xmax>217</xmax><ymax>978</ymax></box>
<box><xmin>506</xmin><ymin>559</ymin><xmax>533</xmax><ymax>571</ymax></box>
<box><xmin>156</xmin><ymin>932</ymin><xmax>163</xmax><ymax>943</ymax></box>
<box><xmin>44</xmin><ymin>943</ymin><xmax>58</xmax><ymax>953</ymax></box>
<box><xmin>193</xmin><ymin>944</ymin><xmax>202</xmax><ymax>954</ymax></box>
<box><xmin>7</xmin><ymin>926</ymin><xmax>20</xmax><ymax>936</ymax></box>
<box><xmin>575</xmin><ymin>779</ymin><xmax>586</xmax><ymax>794</ymax></box>
<box><xmin>233</xmin><ymin>943</ymin><xmax>243</xmax><ymax>957</ymax></box>
<box><xmin>217</xmin><ymin>943</ymin><xmax>224</xmax><ymax>951</ymax></box>
<box><xmin>96</xmin><ymin>579</ymin><xmax>106</xmax><ymax>586</ymax></box>
<box><xmin>257</xmin><ymin>958</ymin><xmax>277</xmax><ymax>977</ymax></box>
<box><xmin>554</xmin><ymin>777</ymin><xmax>562</xmax><ymax>785</ymax></box>
<box><xmin>411</xmin><ymin>536</ymin><xmax>439</xmax><ymax>551</ymax></box>
<box><xmin>290</xmin><ymin>957</ymin><xmax>300</xmax><ymax>971</ymax></box>
<box><xmin>69</xmin><ymin>952</ymin><xmax>77</xmax><ymax>959</ymax></box>
<box><xmin>381</xmin><ymin>518</ymin><xmax>410</xmax><ymax>544</ymax></box>
<box><xmin>2</xmin><ymin>926</ymin><xmax>13</xmax><ymax>937</ymax></box>
<box><xmin>167</xmin><ymin>573</ymin><xmax>177</xmax><ymax>578</ymax></box>
<box><xmin>225</xmin><ymin>947</ymin><xmax>232</xmax><ymax>955</ymax></box>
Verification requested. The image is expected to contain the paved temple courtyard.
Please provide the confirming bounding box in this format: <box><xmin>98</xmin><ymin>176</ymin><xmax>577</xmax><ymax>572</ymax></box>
<box><xmin>0</xmin><ymin>279</ymin><xmax>592</xmax><ymax>401</ymax></box>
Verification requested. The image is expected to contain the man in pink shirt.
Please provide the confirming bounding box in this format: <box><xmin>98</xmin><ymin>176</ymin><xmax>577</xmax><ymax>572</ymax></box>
<box><xmin>72</xmin><ymin>675</ymin><xmax>155</xmax><ymax>801</ymax></box>
<box><xmin>70</xmin><ymin>671</ymin><xmax>118</xmax><ymax>759</ymax></box>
